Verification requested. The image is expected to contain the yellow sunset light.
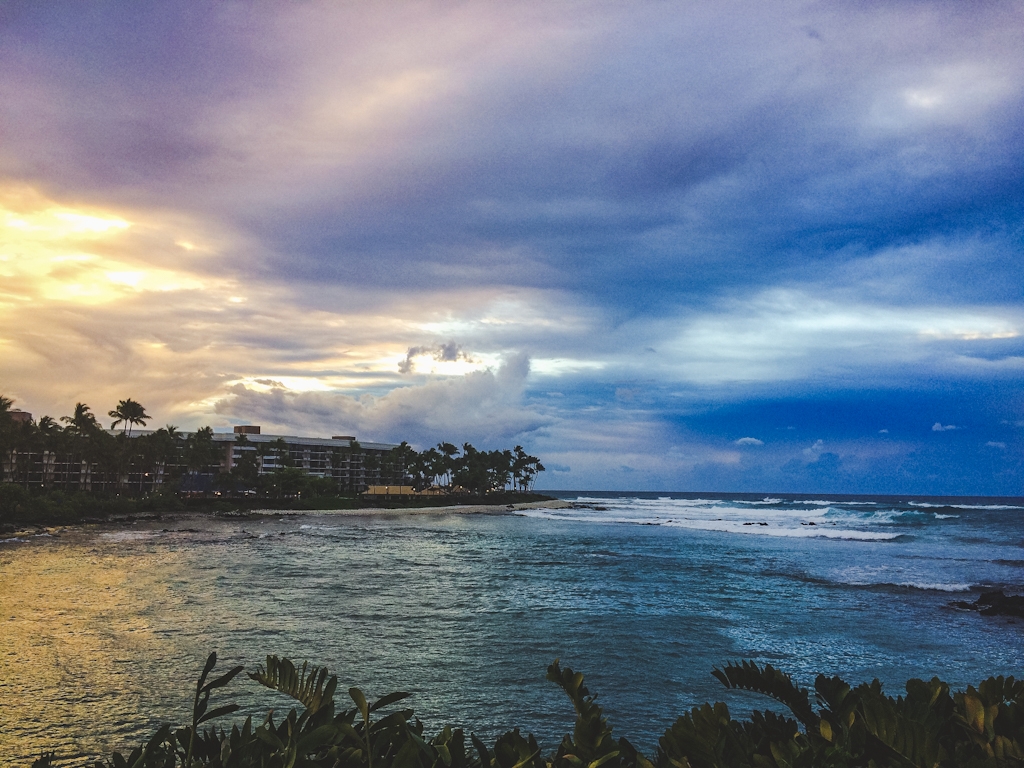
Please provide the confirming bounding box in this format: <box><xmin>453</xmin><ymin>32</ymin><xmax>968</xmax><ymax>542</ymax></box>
<box><xmin>0</xmin><ymin>187</ymin><xmax>216</xmax><ymax>307</ymax></box>
<box><xmin>2</xmin><ymin>206</ymin><xmax>129</xmax><ymax>239</ymax></box>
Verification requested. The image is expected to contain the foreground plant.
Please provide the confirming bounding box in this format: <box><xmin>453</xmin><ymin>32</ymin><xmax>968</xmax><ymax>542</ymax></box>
<box><xmin>31</xmin><ymin>655</ymin><xmax>1024</xmax><ymax>768</ymax></box>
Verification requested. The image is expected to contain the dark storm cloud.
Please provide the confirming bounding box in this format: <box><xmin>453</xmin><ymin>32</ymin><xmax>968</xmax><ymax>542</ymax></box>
<box><xmin>3</xmin><ymin>1</ymin><xmax>1023</xmax><ymax>493</ymax></box>
<box><xmin>4</xmin><ymin>1</ymin><xmax>1022</xmax><ymax>307</ymax></box>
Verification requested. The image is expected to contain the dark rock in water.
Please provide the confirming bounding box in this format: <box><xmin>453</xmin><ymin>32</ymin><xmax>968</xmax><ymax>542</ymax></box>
<box><xmin>953</xmin><ymin>590</ymin><xmax>1024</xmax><ymax>619</ymax></box>
<box><xmin>977</xmin><ymin>590</ymin><xmax>1024</xmax><ymax>618</ymax></box>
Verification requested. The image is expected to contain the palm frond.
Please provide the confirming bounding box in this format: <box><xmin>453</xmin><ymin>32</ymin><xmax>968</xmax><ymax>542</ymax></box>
<box><xmin>249</xmin><ymin>655</ymin><xmax>338</xmax><ymax>715</ymax></box>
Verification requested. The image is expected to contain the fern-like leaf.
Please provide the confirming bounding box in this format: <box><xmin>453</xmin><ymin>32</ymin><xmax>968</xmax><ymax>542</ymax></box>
<box><xmin>712</xmin><ymin>661</ymin><xmax>818</xmax><ymax>728</ymax></box>
<box><xmin>249</xmin><ymin>655</ymin><xmax>338</xmax><ymax>715</ymax></box>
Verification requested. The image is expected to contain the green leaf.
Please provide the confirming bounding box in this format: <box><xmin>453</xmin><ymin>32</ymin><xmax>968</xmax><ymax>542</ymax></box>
<box><xmin>713</xmin><ymin>661</ymin><xmax>818</xmax><ymax>728</ymax></box>
<box><xmin>371</xmin><ymin>691</ymin><xmax>413</xmax><ymax>712</ymax></box>
<box><xmin>197</xmin><ymin>703</ymin><xmax>241</xmax><ymax>725</ymax></box>
<box><xmin>249</xmin><ymin>656</ymin><xmax>338</xmax><ymax>715</ymax></box>
<box><xmin>587</xmin><ymin>751</ymin><xmax>619</xmax><ymax>768</ymax></box>
<box><xmin>351</xmin><ymin>687</ymin><xmax>370</xmax><ymax>720</ymax></box>
<box><xmin>297</xmin><ymin>723</ymin><xmax>341</xmax><ymax>753</ymax></box>
<box><xmin>203</xmin><ymin>665</ymin><xmax>245</xmax><ymax>692</ymax></box>
<box><xmin>471</xmin><ymin>733</ymin><xmax>492</xmax><ymax>766</ymax></box>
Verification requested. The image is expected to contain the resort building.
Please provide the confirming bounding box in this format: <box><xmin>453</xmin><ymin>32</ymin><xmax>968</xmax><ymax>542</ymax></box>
<box><xmin>215</xmin><ymin>426</ymin><xmax>403</xmax><ymax>491</ymax></box>
<box><xmin>1</xmin><ymin>424</ymin><xmax>406</xmax><ymax>495</ymax></box>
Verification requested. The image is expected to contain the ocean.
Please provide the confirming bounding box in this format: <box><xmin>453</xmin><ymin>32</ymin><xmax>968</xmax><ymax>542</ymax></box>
<box><xmin>1</xmin><ymin>492</ymin><xmax>1022</xmax><ymax>765</ymax></box>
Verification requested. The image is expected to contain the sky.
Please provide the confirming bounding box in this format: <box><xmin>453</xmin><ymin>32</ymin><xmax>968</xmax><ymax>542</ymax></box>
<box><xmin>1</xmin><ymin>1</ymin><xmax>1022</xmax><ymax>494</ymax></box>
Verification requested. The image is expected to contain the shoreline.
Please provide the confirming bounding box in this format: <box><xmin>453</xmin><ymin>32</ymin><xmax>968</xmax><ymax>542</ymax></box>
<box><xmin>241</xmin><ymin>498</ymin><xmax>573</xmax><ymax>517</ymax></box>
<box><xmin>2</xmin><ymin>498</ymin><xmax>574</xmax><ymax>539</ymax></box>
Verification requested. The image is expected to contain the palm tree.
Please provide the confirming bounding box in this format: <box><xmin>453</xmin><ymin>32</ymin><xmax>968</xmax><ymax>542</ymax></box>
<box><xmin>228</xmin><ymin>432</ymin><xmax>259</xmax><ymax>491</ymax></box>
<box><xmin>106</xmin><ymin>399</ymin><xmax>150</xmax><ymax>492</ymax></box>
<box><xmin>510</xmin><ymin>446</ymin><xmax>545</xmax><ymax>491</ymax></box>
<box><xmin>511</xmin><ymin>446</ymin><xmax>545</xmax><ymax>492</ymax></box>
<box><xmin>388</xmin><ymin>441</ymin><xmax>417</xmax><ymax>485</ymax></box>
<box><xmin>185</xmin><ymin>427</ymin><xmax>218</xmax><ymax>473</ymax></box>
<box><xmin>144</xmin><ymin>425</ymin><xmax>183</xmax><ymax>489</ymax></box>
<box><xmin>60</xmin><ymin>403</ymin><xmax>101</xmax><ymax>490</ymax></box>
<box><xmin>61</xmin><ymin>402</ymin><xmax>100</xmax><ymax>436</ymax></box>
<box><xmin>108</xmin><ymin>398</ymin><xmax>151</xmax><ymax>437</ymax></box>
<box><xmin>437</xmin><ymin>442</ymin><xmax>459</xmax><ymax>487</ymax></box>
<box><xmin>0</xmin><ymin>395</ymin><xmax>14</xmax><ymax>483</ymax></box>
<box><xmin>36</xmin><ymin>416</ymin><xmax>62</xmax><ymax>488</ymax></box>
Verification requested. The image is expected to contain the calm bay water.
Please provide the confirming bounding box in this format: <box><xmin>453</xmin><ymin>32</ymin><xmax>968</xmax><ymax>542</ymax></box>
<box><xmin>2</xmin><ymin>492</ymin><xmax>1022</xmax><ymax>765</ymax></box>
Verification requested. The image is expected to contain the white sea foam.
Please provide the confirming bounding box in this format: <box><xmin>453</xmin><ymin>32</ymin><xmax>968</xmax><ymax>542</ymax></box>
<box><xmin>534</xmin><ymin>493</ymin><xmax>1006</xmax><ymax>544</ymax></box>
<box><xmin>521</xmin><ymin>504</ymin><xmax>904</xmax><ymax>540</ymax></box>
<box><xmin>909</xmin><ymin>502</ymin><xmax>1024</xmax><ymax>510</ymax></box>
<box><xmin>98</xmin><ymin>531</ymin><xmax>158</xmax><ymax>541</ymax></box>
<box><xmin>897</xmin><ymin>581</ymin><xmax>974</xmax><ymax>592</ymax></box>
<box><xmin>661</xmin><ymin>519</ymin><xmax>900</xmax><ymax>540</ymax></box>
<box><xmin>840</xmin><ymin>579</ymin><xmax>973</xmax><ymax>592</ymax></box>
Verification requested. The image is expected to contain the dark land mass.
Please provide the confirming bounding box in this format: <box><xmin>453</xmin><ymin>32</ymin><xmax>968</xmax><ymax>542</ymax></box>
<box><xmin>0</xmin><ymin>484</ymin><xmax>555</xmax><ymax>533</ymax></box>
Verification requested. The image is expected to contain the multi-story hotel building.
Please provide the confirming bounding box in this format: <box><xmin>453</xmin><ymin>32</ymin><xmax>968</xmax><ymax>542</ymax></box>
<box><xmin>216</xmin><ymin>426</ymin><xmax>403</xmax><ymax>491</ymax></box>
<box><xmin>1</xmin><ymin>423</ymin><xmax>406</xmax><ymax>495</ymax></box>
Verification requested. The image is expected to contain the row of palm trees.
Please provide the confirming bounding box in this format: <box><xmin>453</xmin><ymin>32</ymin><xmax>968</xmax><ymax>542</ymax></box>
<box><xmin>0</xmin><ymin>396</ymin><xmax>225</xmax><ymax>493</ymax></box>
<box><xmin>0</xmin><ymin>396</ymin><xmax>546</xmax><ymax>496</ymax></box>
<box><xmin>383</xmin><ymin>441</ymin><xmax>544</xmax><ymax>494</ymax></box>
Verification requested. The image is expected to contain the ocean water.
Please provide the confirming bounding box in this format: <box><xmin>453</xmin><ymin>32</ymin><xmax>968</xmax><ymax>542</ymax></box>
<box><xmin>1</xmin><ymin>492</ymin><xmax>1022</xmax><ymax>766</ymax></box>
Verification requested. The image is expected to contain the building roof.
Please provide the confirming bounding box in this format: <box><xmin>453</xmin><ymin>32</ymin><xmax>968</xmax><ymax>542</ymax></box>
<box><xmin>110</xmin><ymin>428</ymin><xmax>399</xmax><ymax>452</ymax></box>
<box><xmin>213</xmin><ymin>432</ymin><xmax>398</xmax><ymax>451</ymax></box>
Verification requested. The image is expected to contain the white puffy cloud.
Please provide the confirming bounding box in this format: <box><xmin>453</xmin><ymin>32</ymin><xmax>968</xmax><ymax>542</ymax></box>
<box><xmin>212</xmin><ymin>352</ymin><xmax>547</xmax><ymax>448</ymax></box>
<box><xmin>803</xmin><ymin>439</ymin><xmax>825</xmax><ymax>456</ymax></box>
<box><xmin>735</xmin><ymin>437</ymin><xmax>764</xmax><ymax>445</ymax></box>
<box><xmin>932</xmin><ymin>422</ymin><xmax>957</xmax><ymax>431</ymax></box>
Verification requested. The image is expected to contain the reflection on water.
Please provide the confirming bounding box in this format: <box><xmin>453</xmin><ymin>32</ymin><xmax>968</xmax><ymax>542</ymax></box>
<box><xmin>1</xmin><ymin>507</ymin><xmax>1021</xmax><ymax>766</ymax></box>
<box><xmin>0</xmin><ymin>535</ymin><xmax>189</xmax><ymax>763</ymax></box>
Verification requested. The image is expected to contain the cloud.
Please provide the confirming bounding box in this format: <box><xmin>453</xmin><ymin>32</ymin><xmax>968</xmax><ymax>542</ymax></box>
<box><xmin>985</xmin><ymin>441</ymin><xmax>1006</xmax><ymax>449</ymax></box>
<box><xmin>735</xmin><ymin>437</ymin><xmax>763</xmax><ymax>445</ymax></box>
<box><xmin>398</xmin><ymin>341</ymin><xmax>477</xmax><ymax>374</ymax></box>
<box><xmin>213</xmin><ymin>352</ymin><xmax>547</xmax><ymax>448</ymax></box>
<box><xmin>932</xmin><ymin>422</ymin><xmax>957</xmax><ymax>431</ymax></box>
<box><xmin>803</xmin><ymin>439</ymin><xmax>825</xmax><ymax>456</ymax></box>
<box><xmin>2</xmin><ymin>3</ymin><xmax>1024</xmax><ymax>494</ymax></box>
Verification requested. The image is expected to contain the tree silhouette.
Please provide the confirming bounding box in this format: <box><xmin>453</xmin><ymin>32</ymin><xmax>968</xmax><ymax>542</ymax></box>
<box><xmin>229</xmin><ymin>432</ymin><xmax>259</xmax><ymax>490</ymax></box>
<box><xmin>61</xmin><ymin>402</ymin><xmax>100</xmax><ymax>436</ymax></box>
<box><xmin>108</xmin><ymin>398</ymin><xmax>151</xmax><ymax>437</ymax></box>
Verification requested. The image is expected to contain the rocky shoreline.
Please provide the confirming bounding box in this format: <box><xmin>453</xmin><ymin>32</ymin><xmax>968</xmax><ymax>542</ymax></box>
<box><xmin>0</xmin><ymin>497</ymin><xmax>573</xmax><ymax>540</ymax></box>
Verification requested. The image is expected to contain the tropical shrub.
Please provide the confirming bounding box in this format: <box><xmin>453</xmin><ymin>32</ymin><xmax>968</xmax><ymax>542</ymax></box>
<box><xmin>29</xmin><ymin>655</ymin><xmax>1024</xmax><ymax>768</ymax></box>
